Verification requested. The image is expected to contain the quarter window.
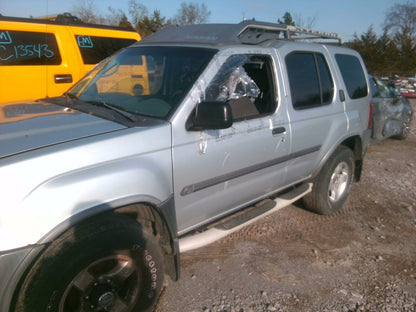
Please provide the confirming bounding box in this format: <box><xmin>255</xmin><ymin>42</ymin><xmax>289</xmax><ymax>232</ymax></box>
<box><xmin>286</xmin><ymin>52</ymin><xmax>334</xmax><ymax>109</ymax></box>
<box><xmin>0</xmin><ymin>30</ymin><xmax>61</xmax><ymax>65</ymax></box>
<box><xmin>75</xmin><ymin>35</ymin><xmax>137</xmax><ymax>64</ymax></box>
<box><xmin>335</xmin><ymin>54</ymin><xmax>368</xmax><ymax>99</ymax></box>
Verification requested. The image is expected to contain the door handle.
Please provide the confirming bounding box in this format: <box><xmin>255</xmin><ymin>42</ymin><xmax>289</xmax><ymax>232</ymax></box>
<box><xmin>272</xmin><ymin>127</ymin><xmax>286</xmax><ymax>135</ymax></box>
<box><xmin>54</xmin><ymin>74</ymin><xmax>73</xmax><ymax>84</ymax></box>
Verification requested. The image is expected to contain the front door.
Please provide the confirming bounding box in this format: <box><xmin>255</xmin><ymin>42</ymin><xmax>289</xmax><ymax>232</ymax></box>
<box><xmin>172</xmin><ymin>53</ymin><xmax>291</xmax><ymax>234</ymax></box>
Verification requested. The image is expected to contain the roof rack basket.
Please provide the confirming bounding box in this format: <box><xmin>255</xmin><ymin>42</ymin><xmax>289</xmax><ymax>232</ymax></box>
<box><xmin>238</xmin><ymin>22</ymin><xmax>344</xmax><ymax>45</ymax></box>
<box><xmin>140</xmin><ymin>20</ymin><xmax>344</xmax><ymax>46</ymax></box>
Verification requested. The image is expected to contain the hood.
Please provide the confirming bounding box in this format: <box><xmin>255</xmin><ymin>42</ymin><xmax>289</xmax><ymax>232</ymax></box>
<box><xmin>0</xmin><ymin>100</ymin><xmax>126</xmax><ymax>159</ymax></box>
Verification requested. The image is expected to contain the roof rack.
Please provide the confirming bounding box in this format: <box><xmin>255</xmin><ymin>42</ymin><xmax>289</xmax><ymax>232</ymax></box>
<box><xmin>140</xmin><ymin>20</ymin><xmax>344</xmax><ymax>45</ymax></box>
<box><xmin>238</xmin><ymin>22</ymin><xmax>344</xmax><ymax>45</ymax></box>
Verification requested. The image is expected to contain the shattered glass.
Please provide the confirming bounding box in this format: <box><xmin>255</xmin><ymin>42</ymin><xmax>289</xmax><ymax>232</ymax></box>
<box><xmin>205</xmin><ymin>55</ymin><xmax>261</xmax><ymax>103</ymax></box>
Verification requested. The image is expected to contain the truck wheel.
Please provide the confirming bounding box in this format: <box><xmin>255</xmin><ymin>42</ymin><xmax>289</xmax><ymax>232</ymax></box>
<box><xmin>303</xmin><ymin>146</ymin><xmax>354</xmax><ymax>215</ymax></box>
<box><xmin>14</xmin><ymin>214</ymin><xmax>164</xmax><ymax>312</ymax></box>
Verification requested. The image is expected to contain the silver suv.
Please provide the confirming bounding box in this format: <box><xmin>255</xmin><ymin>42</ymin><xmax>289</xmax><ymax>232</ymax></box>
<box><xmin>0</xmin><ymin>21</ymin><xmax>371</xmax><ymax>312</ymax></box>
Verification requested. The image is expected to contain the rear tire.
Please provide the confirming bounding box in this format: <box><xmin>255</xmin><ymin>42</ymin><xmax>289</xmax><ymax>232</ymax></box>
<box><xmin>303</xmin><ymin>146</ymin><xmax>355</xmax><ymax>215</ymax></box>
<box><xmin>14</xmin><ymin>214</ymin><xmax>164</xmax><ymax>312</ymax></box>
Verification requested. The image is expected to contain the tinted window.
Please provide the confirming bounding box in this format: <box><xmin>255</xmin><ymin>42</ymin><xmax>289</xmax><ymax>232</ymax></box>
<box><xmin>0</xmin><ymin>30</ymin><xmax>61</xmax><ymax>65</ymax></box>
<box><xmin>76</xmin><ymin>35</ymin><xmax>137</xmax><ymax>64</ymax></box>
<box><xmin>335</xmin><ymin>54</ymin><xmax>368</xmax><ymax>99</ymax></box>
<box><xmin>316</xmin><ymin>54</ymin><xmax>334</xmax><ymax>104</ymax></box>
<box><xmin>205</xmin><ymin>54</ymin><xmax>276</xmax><ymax>121</ymax></box>
<box><xmin>286</xmin><ymin>52</ymin><xmax>333</xmax><ymax>109</ymax></box>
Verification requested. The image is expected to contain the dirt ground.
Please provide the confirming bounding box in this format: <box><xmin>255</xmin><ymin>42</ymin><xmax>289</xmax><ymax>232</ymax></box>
<box><xmin>157</xmin><ymin>99</ymin><xmax>416</xmax><ymax>312</ymax></box>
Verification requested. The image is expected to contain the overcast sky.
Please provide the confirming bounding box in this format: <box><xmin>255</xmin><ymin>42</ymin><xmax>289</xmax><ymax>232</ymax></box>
<box><xmin>1</xmin><ymin>0</ymin><xmax>414</xmax><ymax>41</ymax></box>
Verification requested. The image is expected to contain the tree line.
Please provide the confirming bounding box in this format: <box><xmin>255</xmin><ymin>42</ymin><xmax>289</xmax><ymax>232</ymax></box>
<box><xmin>279</xmin><ymin>3</ymin><xmax>416</xmax><ymax>78</ymax></box>
<box><xmin>73</xmin><ymin>1</ymin><xmax>416</xmax><ymax>77</ymax></box>
<box><xmin>72</xmin><ymin>0</ymin><xmax>210</xmax><ymax>38</ymax></box>
<box><xmin>349</xmin><ymin>2</ymin><xmax>416</xmax><ymax>78</ymax></box>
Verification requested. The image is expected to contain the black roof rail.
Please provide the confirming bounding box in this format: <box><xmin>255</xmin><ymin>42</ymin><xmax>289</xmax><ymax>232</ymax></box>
<box><xmin>39</xmin><ymin>12</ymin><xmax>84</xmax><ymax>25</ymax></box>
<box><xmin>0</xmin><ymin>14</ymin><xmax>136</xmax><ymax>32</ymax></box>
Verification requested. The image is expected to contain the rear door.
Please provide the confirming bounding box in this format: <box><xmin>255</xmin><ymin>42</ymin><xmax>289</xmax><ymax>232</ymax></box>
<box><xmin>282</xmin><ymin>47</ymin><xmax>348</xmax><ymax>184</ymax></box>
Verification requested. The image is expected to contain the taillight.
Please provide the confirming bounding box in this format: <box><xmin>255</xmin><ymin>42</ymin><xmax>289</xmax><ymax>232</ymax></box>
<box><xmin>368</xmin><ymin>100</ymin><xmax>373</xmax><ymax>129</ymax></box>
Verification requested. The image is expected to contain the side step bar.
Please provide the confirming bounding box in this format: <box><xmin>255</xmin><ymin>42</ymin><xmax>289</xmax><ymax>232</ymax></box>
<box><xmin>179</xmin><ymin>182</ymin><xmax>312</xmax><ymax>253</ymax></box>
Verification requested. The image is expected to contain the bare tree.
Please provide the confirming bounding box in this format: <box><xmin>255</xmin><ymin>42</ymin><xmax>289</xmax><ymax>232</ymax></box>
<box><xmin>106</xmin><ymin>7</ymin><xmax>127</xmax><ymax>26</ymax></box>
<box><xmin>385</xmin><ymin>2</ymin><xmax>416</xmax><ymax>40</ymax></box>
<box><xmin>128</xmin><ymin>0</ymin><xmax>149</xmax><ymax>29</ymax></box>
<box><xmin>384</xmin><ymin>2</ymin><xmax>416</xmax><ymax>75</ymax></box>
<box><xmin>72</xmin><ymin>0</ymin><xmax>105</xmax><ymax>24</ymax></box>
<box><xmin>294</xmin><ymin>13</ymin><xmax>317</xmax><ymax>29</ymax></box>
<box><xmin>173</xmin><ymin>2</ymin><xmax>211</xmax><ymax>25</ymax></box>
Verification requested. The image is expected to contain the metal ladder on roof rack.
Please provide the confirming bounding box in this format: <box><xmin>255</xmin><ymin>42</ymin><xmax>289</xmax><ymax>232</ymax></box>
<box><xmin>237</xmin><ymin>22</ymin><xmax>344</xmax><ymax>45</ymax></box>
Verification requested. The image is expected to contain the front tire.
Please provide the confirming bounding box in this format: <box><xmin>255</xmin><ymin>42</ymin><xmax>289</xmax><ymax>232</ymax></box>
<box><xmin>14</xmin><ymin>214</ymin><xmax>164</xmax><ymax>312</ymax></box>
<box><xmin>303</xmin><ymin>146</ymin><xmax>355</xmax><ymax>215</ymax></box>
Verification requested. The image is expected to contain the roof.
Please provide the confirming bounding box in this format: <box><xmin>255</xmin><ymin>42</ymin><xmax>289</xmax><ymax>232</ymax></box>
<box><xmin>140</xmin><ymin>20</ymin><xmax>344</xmax><ymax>46</ymax></box>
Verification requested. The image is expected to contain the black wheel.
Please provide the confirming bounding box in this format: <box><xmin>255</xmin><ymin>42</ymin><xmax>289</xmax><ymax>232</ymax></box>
<box><xmin>303</xmin><ymin>146</ymin><xmax>355</xmax><ymax>215</ymax></box>
<box><xmin>14</xmin><ymin>214</ymin><xmax>164</xmax><ymax>312</ymax></box>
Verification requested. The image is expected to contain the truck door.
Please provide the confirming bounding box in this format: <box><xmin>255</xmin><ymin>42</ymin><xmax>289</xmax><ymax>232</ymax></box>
<box><xmin>0</xmin><ymin>27</ymin><xmax>62</xmax><ymax>102</ymax></box>
<box><xmin>172</xmin><ymin>53</ymin><xmax>291</xmax><ymax>234</ymax></box>
<box><xmin>283</xmin><ymin>50</ymin><xmax>348</xmax><ymax>185</ymax></box>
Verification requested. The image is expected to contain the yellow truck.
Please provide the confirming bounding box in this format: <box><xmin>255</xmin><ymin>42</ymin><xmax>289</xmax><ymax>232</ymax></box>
<box><xmin>0</xmin><ymin>13</ymin><xmax>141</xmax><ymax>103</ymax></box>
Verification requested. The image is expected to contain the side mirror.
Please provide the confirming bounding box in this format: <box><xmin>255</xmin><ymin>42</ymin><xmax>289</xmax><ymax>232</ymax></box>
<box><xmin>187</xmin><ymin>101</ymin><xmax>233</xmax><ymax>131</ymax></box>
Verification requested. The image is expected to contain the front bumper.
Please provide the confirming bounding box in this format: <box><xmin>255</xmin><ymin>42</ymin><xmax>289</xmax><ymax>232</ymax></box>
<box><xmin>0</xmin><ymin>245</ymin><xmax>44</xmax><ymax>312</ymax></box>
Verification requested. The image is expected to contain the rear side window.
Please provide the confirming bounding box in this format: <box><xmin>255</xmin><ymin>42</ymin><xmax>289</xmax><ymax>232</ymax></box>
<box><xmin>75</xmin><ymin>35</ymin><xmax>137</xmax><ymax>64</ymax></box>
<box><xmin>286</xmin><ymin>52</ymin><xmax>334</xmax><ymax>109</ymax></box>
<box><xmin>335</xmin><ymin>54</ymin><xmax>368</xmax><ymax>99</ymax></box>
<box><xmin>0</xmin><ymin>30</ymin><xmax>61</xmax><ymax>65</ymax></box>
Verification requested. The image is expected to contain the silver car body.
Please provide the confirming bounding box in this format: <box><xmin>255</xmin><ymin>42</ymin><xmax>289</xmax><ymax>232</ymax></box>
<box><xmin>0</xmin><ymin>21</ymin><xmax>371</xmax><ymax>311</ymax></box>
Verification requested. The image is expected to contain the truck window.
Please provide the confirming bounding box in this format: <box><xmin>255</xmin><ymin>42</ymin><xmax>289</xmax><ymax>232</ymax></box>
<box><xmin>75</xmin><ymin>35</ymin><xmax>138</xmax><ymax>64</ymax></box>
<box><xmin>205</xmin><ymin>54</ymin><xmax>276</xmax><ymax>121</ymax></box>
<box><xmin>335</xmin><ymin>54</ymin><xmax>368</xmax><ymax>99</ymax></box>
<box><xmin>0</xmin><ymin>30</ymin><xmax>61</xmax><ymax>65</ymax></box>
<box><xmin>285</xmin><ymin>52</ymin><xmax>334</xmax><ymax>110</ymax></box>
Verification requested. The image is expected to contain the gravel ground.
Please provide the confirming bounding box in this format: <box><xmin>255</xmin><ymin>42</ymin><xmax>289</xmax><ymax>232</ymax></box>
<box><xmin>156</xmin><ymin>99</ymin><xmax>416</xmax><ymax>312</ymax></box>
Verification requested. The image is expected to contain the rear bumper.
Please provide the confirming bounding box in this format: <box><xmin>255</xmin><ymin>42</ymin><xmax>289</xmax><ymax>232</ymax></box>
<box><xmin>0</xmin><ymin>245</ymin><xmax>44</xmax><ymax>312</ymax></box>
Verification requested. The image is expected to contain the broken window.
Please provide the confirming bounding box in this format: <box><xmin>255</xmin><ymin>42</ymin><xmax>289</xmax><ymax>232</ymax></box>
<box><xmin>205</xmin><ymin>54</ymin><xmax>276</xmax><ymax>121</ymax></box>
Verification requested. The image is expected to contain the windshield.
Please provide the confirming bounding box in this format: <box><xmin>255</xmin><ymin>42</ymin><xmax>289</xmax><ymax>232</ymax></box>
<box><xmin>68</xmin><ymin>46</ymin><xmax>217</xmax><ymax>119</ymax></box>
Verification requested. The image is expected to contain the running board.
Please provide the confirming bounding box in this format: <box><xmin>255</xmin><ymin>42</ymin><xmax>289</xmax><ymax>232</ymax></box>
<box><xmin>179</xmin><ymin>182</ymin><xmax>312</xmax><ymax>253</ymax></box>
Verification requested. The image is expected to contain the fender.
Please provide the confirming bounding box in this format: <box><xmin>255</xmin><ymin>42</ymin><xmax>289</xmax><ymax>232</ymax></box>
<box><xmin>0</xmin><ymin>124</ymin><xmax>173</xmax><ymax>252</ymax></box>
